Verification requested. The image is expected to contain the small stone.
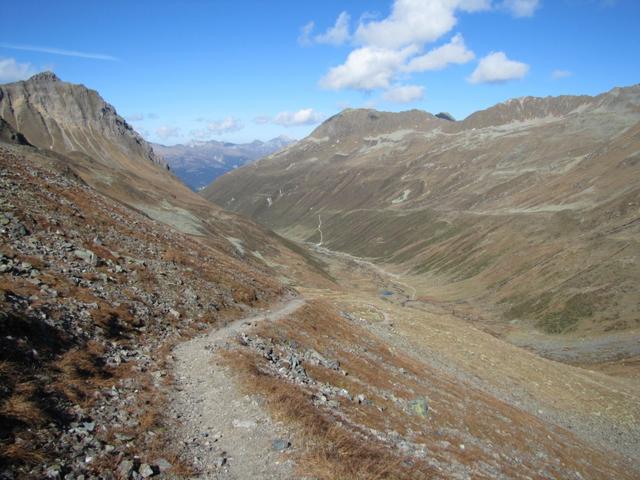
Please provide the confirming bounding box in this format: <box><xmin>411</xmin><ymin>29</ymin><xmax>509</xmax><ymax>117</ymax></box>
<box><xmin>82</xmin><ymin>421</ymin><xmax>96</xmax><ymax>432</ymax></box>
<box><xmin>74</xmin><ymin>249</ymin><xmax>99</xmax><ymax>266</ymax></box>
<box><xmin>214</xmin><ymin>456</ymin><xmax>227</xmax><ymax>468</ymax></box>
<box><xmin>272</xmin><ymin>438</ymin><xmax>291</xmax><ymax>451</ymax></box>
<box><xmin>45</xmin><ymin>464</ymin><xmax>62</xmax><ymax>479</ymax></box>
<box><xmin>169</xmin><ymin>308</ymin><xmax>180</xmax><ymax>319</ymax></box>
<box><xmin>153</xmin><ymin>458</ymin><xmax>172</xmax><ymax>472</ymax></box>
<box><xmin>139</xmin><ymin>464</ymin><xmax>157</xmax><ymax>478</ymax></box>
<box><xmin>117</xmin><ymin>459</ymin><xmax>135</xmax><ymax>478</ymax></box>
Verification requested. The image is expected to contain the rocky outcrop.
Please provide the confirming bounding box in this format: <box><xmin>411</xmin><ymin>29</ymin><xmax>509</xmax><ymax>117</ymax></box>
<box><xmin>0</xmin><ymin>72</ymin><xmax>163</xmax><ymax>167</ymax></box>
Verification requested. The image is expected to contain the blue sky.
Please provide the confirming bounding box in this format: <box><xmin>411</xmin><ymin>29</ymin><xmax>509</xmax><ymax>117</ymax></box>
<box><xmin>1</xmin><ymin>0</ymin><xmax>638</xmax><ymax>144</ymax></box>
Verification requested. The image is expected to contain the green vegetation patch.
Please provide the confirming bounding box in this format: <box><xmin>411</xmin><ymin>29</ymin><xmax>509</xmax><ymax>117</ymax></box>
<box><xmin>537</xmin><ymin>293</ymin><xmax>595</xmax><ymax>334</ymax></box>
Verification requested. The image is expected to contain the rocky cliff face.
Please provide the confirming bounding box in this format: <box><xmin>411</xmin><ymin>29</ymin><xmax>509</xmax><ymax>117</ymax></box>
<box><xmin>0</xmin><ymin>72</ymin><xmax>163</xmax><ymax>168</ymax></box>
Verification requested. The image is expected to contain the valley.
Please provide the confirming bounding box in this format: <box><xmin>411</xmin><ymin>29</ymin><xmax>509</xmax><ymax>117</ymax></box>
<box><xmin>0</xmin><ymin>72</ymin><xmax>638</xmax><ymax>479</ymax></box>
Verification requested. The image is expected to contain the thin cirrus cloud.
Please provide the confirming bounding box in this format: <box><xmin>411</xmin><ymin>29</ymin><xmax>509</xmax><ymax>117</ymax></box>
<box><xmin>468</xmin><ymin>51</ymin><xmax>529</xmax><ymax>84</ymax></box>
<box><xmin>0</xmin><ymin>57</ymin><xmax>38</xmax><ymax>82</ymax></box>
<box><xmin>307</xmin><ymin>0</ymin><xmax>535</xmax><ymax>102</ymax></box>
<box><xmin>0</xmin><ymin>43</ymin><xmax>119</xmax><ymax>61</ymax></box>
<box><xmin>254</xmin><ymin>109</ymin><xmax>325</xmax><ymax>127</ymax></box>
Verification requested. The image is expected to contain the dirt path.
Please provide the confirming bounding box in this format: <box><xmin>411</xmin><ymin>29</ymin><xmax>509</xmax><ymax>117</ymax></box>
<box><xmin>171</xmin><ymin>297</ymin><xmax>305</xmax><ymax>479</ymax></box>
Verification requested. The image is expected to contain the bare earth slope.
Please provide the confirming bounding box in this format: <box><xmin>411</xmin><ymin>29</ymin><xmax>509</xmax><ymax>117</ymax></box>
<box><xmin>204</xmin><ymin>85</ymin><xmax>640</xmax><ymax>352</ymax></box>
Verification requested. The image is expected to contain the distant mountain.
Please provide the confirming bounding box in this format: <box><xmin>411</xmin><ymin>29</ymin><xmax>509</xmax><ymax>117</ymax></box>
<box><xmin>153</xmin><ymin>136</ymin><xmax>296</xmax><ymax>190</ymax></box>
<box><xmin>204</xmin><ymin>84</ymin><xmax>640</xmax><ymax>339</ymax></box>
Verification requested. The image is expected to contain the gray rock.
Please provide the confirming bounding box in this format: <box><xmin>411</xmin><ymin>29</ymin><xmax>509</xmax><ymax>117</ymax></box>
<box><xmin>82</xmin><ymin>421</ymin><xmax>95</xmax><ymax>432</ymax></box>
<box><xmin>45</xmin><ymin>464</ymin><xmax>62</xmax><ymax>479</ymax></box>
<box><xmin>153</xmin><ymin>458</ymin><xmax>172</xmax><ymax>472</ymax></box>
<box><xmin>74</xmin><ymin>249</ymin><xmax>99</xmax><ymax>266</ymax></box>
<box><xmin>139</xmin><ymin>464</ymin><xmax>157</xmax><ymax>478</ymax></box>
<box><xmin>116</xmin><ymin>459</ymin><xmax>135</xmax><ymax>478</ymax></box>
<box><xmin>272</xmin><ymin>438</ymin><xmax>291</xmax><ymax>451</ymax></box>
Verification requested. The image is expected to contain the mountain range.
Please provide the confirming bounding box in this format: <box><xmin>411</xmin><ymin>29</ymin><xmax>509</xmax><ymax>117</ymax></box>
<box><xmin>205</xmin><ymin>85</ymin><xmax>640</xmax><ymax>348</ymax></box>
<box><xmin>1</xmin><ymin>73</ymin><xmax>639</xmax><ymax>479</ymax></box>
<box><xmin>153</xmin><ymin>136</ymin><xmax>295</xmax><ymax>191</ymax></box>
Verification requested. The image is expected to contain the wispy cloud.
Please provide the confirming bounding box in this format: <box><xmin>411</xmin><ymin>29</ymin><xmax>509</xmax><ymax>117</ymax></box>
<box><xmin>0</xmin><ymin>43</ymin><xmax>118</xmax><ymax>61</ymax></box>
<box><xmin>383</xmin><ymin>84</ymin><xmax>425</xmax><ymax>103</ymax></box>
<box><xmin>551</xmin><ymin>69</ymin><xmax>573</xmax><ymax>80</ymax></box>
<box><xmin>126</xmin><ymin>113</ymin><xmax>145</xmax><ymax>122</ymax></box>
<box><xmin>0</xmin><ymin>57</ymin><xmax>38</xmax><ymax>82</ymax></box>
<box><xmin>190</xmin><ymin>116</ymin><xmax>244</xmax><ymax>139</ymax></box>
<box><xmin>155</xmin><ymin>125</ymin><xmax>181</xmax><ymax>140</ymax></box>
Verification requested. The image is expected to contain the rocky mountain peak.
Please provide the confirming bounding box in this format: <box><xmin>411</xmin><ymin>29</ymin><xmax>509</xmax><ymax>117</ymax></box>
<box><xmin>0</xmin><ymin>73</ymin><xmax>163</xmax><ymax>167</ymax></box>
<box><xmin>26</xmin><ymin>71</ymin><xmax>61</xmax><ymax>83</ymax></box>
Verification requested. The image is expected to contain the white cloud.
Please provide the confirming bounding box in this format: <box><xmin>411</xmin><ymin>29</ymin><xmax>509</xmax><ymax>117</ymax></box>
<box><xmin>468</xmin><ymin>51</ymin><xmax>529</xmax><ymax>84</ymax></box>
<box><xmin>320</xmin><ymin>45</ymin><xmax>416</xmax><ymax>90</ymax></box>
<box><xmin>551</xmin><ymin>69</ymin><xmax>573</xmax><ymax>79</ymax></box>
<box><xmin>315</xmin><ymin>12</ymin><xmax>351</xmax><ymax>45</ymax></box>
<box><xmin>0</xmin><ymin>57</ymin><xmax>37</xmax><ymax>82</ymax></box>
<box><xmin>0</xmin><ymin>43</ymin><xmax>118</xmax><ymax>61</ymax></box>
<box><xmin>155</xmin><ymin>126</ymin><xmax>181</xmax><ymax>140</ymax></box>
<box><xmin>500</xmin><ymin>0</ymin><xmax>540</xmax><ymax>17</ymax></box>
<box><xmin>205</xmin><ymin>116</ymin><xmax>244</xmax><ymax>134</ymax></box>
<box><xmin>189</xmin><ymin>117</ymin><xmax>244</xmax><ymax>140</ymax></box>
<box><xmin>404</xmin><ymin>33</ymin><xmax>474</xmax><ymax>72</ymax></box>
<box><xmin>313</xmin><ymin>1</ymin><xmax>532</xmax><ymax>97</ymax></box>
<box><xmin>354</xmin><ymin>0</ymin><xmax>491</xmax><ymax>49</ymax></box>
<box><xmin>383</xmin><ymin>85</ymin><xmax>425</xmax><ymax>103</ymax></box>
<box><xmin>272</xmin><ymin>108</ymin><xmax>325</xmax><ymax>127</ymax></box>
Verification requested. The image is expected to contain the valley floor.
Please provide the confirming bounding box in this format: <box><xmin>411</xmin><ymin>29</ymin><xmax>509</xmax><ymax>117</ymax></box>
<box><xmin>169</xmin><ymin>241</ymin><xmax>639</xmax><ymax>479</ymax></box>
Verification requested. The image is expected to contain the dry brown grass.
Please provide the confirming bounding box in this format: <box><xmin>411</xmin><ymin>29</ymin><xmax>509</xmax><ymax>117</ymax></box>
<box><xmin>223</xmin><ymin>299</ymin><xmax>637</xmax><ymax>480</ymax></box>
<box><xmin>0</xmin><ymin>393</ymin><xmax>45</xmax><ymax>426</ymax></box>
<box><xmin>223</xmin><ymin>348</ymin><xmax>428</xmax><ymax>480</ymax></box>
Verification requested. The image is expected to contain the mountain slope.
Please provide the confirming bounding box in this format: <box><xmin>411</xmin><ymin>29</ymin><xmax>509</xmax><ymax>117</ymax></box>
<box><xmin>0</xmin><ymin>73</ymin><xmax>332</xmax><ymax>288</ymax></box>
<box><xmin>204</xmin><ymin>85</ymin><xmax>640</xmax><ymax>346</ymax></box>
<box><xmin>153</xmin><ymin>136</ymin><xmax>295</xmax><ymax>191</ymax></box>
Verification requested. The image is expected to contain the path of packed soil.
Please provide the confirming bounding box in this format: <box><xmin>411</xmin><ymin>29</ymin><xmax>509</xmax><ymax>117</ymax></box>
<box><xmin>171</xmin><ymin>297</ymin><xmax>305</xmax><ymax>479</ymax></box>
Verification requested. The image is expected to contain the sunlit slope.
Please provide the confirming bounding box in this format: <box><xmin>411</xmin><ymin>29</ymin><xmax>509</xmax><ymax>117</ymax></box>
<box><xmin>205</xmin><ymin>85</ymin><xmax>640</xmax><ymax>336</ymax></box>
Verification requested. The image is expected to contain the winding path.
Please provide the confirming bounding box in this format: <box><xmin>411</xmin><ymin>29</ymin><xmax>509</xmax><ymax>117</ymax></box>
<box><xmin>171</xmin><ymin>297</ymin><xmax>305</xmax><ymax>479</ymax></box>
